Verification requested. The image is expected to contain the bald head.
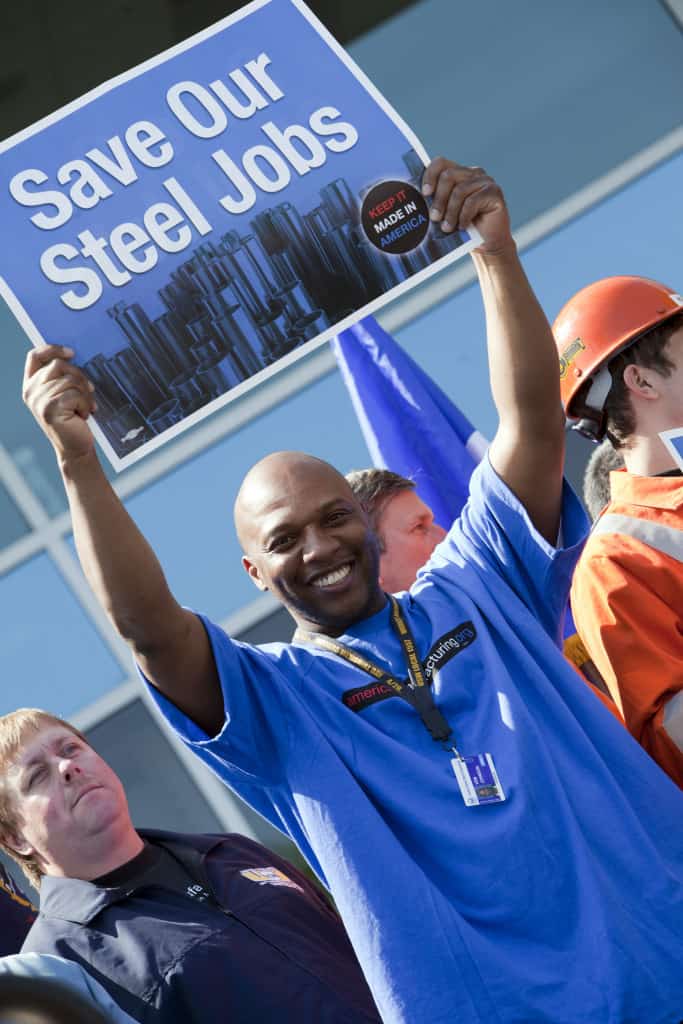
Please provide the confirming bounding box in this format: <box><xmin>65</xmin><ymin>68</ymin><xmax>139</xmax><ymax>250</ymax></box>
<box><xmin>234</xmin><ymin>451</ymin><xmax>384</xmax><ymax>634</ymax></box>
<box><xmin>234</xmin><ymin>451</ymin><xmax>357</xmax><ymax>553</ymax></box>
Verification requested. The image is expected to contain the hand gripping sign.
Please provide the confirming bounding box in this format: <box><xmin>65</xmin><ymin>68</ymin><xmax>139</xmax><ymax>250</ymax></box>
<box><xmin>0</xmin><ymin>0</ymin><xmax>479</xmax><ymax>470</ymax></box>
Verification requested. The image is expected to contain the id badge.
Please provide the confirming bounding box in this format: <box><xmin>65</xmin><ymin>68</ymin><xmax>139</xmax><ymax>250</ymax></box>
<box><xmin>451</xmin><ymin>753</ymin><xmax>505</xmax><ymax>807</ymax></box>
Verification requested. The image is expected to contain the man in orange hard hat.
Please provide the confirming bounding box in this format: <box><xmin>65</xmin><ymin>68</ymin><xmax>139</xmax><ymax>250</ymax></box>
<box><xmin>555</xmin><ymin>275</ymin><xmax>683</xmax><ymax>786</ymax></box>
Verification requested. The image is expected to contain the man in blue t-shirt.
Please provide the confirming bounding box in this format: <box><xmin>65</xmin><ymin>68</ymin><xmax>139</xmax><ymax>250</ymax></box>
<box><xmin>23</xmin><ymin>159</ymin><xmax>683</xmax><ymax>1024</ymax></box>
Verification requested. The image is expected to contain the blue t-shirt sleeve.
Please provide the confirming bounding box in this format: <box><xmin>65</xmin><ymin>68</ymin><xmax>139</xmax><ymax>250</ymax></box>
<box><xmin>142</xmin><ymin>614</ymin><xmax>292</xmax><ymax>786</ymax></box>
<box><xmin>435</xmin><ymin>455</ymin><xmax>587</xmax><ymax>637</ymax></box>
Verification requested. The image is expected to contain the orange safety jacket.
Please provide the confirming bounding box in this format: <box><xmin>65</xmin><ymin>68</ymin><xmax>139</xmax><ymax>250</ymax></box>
<box><xmin>571</xmin><ymin>470</ymin><xmax>683</xmax><ymax>788</ymax></box>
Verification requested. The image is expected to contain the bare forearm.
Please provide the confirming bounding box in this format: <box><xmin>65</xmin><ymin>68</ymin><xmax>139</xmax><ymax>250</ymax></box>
<box><xmin>23</xmin><ymin>345</ymin><xmax>220</xmax><ymax>730</ymax></box>
<box><xmin>60</xmin><ymin>449</ymin><xmax>179</xmax><ymax>653</ymax></box>
<box><xmin>473</xmin><ymin>243</ymin><xmax>564</xmax><ymax>438</ymax></box>
<box><xmin>472</xmin><ymin>242</ymin><xmax>564</xmax><ymax>542</ymax></box>
<box><xmin>420</xmin><ymin>159</ymin><xmax>565</xmax><ymax>537</ymax></box>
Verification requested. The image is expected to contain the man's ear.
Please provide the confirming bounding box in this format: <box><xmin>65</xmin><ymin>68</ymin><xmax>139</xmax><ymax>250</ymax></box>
<box><xmin>622</xmin><ymin>364</ymin><xmax>659</xmax><ymax>401</ymax></box>
<box><xmin>241</xmin><ymin>555</ymin><xmax>268</xmax><ymax>592</ymax></box>
<box><xmin>377</xmin><ymin>552</ymin><xmax>387</xmax><ymax>592</ymax></box>
<box><xmin>3</xmin><ymin>829</ymin><xmax>33</xmax><ymax>858</ymax></box>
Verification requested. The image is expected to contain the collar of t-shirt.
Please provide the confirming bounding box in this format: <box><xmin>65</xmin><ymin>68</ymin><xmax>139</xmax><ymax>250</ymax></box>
<box><xmin>94</xmin><ymin>842</ymin><xmax>211</xmax><ymax>904</ymax></box>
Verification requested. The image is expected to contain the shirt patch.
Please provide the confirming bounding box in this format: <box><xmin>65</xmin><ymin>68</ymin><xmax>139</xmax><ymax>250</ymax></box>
<box><xmin>185</xmin><ymin>882</ymin><xmax>211</xmax><ymax>902</ymax></box>
<box><xmin>342</xmin><ymin>622</ymin><xmax>477</xmax><ymax>712</ymax></box>
<box><xmin>342</xmin><ymin>680</ymin><xmax>396</xmax><ymax>712</ymax></box>
<box><xmin>422</xmin><ymin>622</ymin><xmax>477</xmax><ymax>682</ymax></box>
<box><xmin>240</xmin><ymin>867</ymin><xmax>303</xmax><ymax>891</ymax></box>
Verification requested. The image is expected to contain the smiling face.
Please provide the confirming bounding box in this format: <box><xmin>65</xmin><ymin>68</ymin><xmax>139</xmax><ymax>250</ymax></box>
<box><xmin>3</xmin><ymin>725</ymin><xmax>132</xmax><ymax>880</ymax></box>
<box><xmin>237</xmin><ymin>453</ymin><xmax>385</xmax><ymax>636</ymax></box>
<box><xmin>377</xmin><ymin>490</ymin><xmax>447</xmax><ymax>593</ymax></box>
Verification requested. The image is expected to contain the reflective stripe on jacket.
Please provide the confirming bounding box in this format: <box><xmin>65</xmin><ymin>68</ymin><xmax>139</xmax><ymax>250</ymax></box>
<box><xmin>571</xmin><ymin>471</ymin><xmax>683</xmax><ymax>787</ymax></box>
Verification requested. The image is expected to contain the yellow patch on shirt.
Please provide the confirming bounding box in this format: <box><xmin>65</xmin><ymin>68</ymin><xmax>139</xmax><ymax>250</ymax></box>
<box><xmin>240</xmin><ymin>867</ymin><xmax>303</xmax><ymax>891</ymax></box>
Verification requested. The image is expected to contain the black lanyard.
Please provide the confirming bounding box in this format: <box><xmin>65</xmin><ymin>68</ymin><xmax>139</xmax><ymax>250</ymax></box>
<box><xmin>295</xmin><ymin>596</ymin><xmax>455</xmax><ymax>748</ymax></box>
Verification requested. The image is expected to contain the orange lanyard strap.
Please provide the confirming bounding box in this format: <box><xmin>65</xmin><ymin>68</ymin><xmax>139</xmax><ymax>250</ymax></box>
<box><xmin>295</xmin><ymin>596</ymin><xmax>454</xmax><ymax>744</ymax></box>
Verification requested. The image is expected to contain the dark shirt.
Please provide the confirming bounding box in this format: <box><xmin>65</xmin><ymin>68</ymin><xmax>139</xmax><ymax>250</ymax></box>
<box><xmin>23</xmin><ymin>830</ymin><xmax>380</xmax><ymax>1023</ymax></box>
<box><xmin>95</xmin><ymin>841</ymin><xmax>213</xmax><ymax>905</ymax></box>
<box><xmin>94</xmin><ymin>843</ymin><xmax>161</xmax><ymax>887</ymax></box>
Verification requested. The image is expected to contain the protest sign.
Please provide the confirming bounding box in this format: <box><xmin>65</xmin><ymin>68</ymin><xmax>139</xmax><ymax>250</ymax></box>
<box><xmin>660</xmin><ymin>428</ymin><xmax>683</xmax><ymax>472</ymax></box>
<box><xmin>0</xmin><ymin>0</ymin><xmax>479</xmax><ymax>470</ymax></box>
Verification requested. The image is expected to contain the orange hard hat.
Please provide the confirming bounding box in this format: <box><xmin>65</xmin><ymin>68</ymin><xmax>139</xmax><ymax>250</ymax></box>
<box><xmin>553</xmin><ymin>276</ymin><xmax>683</xmax><ymax>439</ymax></box>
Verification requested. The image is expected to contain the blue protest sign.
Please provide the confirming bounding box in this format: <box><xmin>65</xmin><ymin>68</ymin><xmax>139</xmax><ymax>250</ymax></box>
<box><xmin>0</xmin><ymin>0</ymin><xmax>479</xmax><ymax>470</ymax></box>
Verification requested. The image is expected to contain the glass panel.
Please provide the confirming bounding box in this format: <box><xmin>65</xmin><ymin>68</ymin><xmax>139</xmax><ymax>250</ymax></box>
<box><xmin>0</xmin><ymin>302</ymin><xmax>70</xmax><ymax>518</ymax></box>
<box><xmin>349</xmin><ymin>0</ymin><xmax>683</xmax><ymax>228</ymax></box>
<box><xmin>0</xmin><ymin>553</ymin><xmax>126</xmax><ymax>717</ymax></box>
<box><xmin>236</xmin><ymin>606</ymin><xmax>297</xmax><ymax>645</ymax></box>
<box><xmin>0</xmin><ymin>481</ymin><xmax>28</xmax><ymax>549</ymax></box>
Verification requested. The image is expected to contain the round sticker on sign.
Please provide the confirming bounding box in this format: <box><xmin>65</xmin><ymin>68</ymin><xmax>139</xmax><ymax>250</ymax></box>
<box><xmin>361</xmin><ymin>180</ymin><xmax>430</xmax><ymax>255</ymax></box>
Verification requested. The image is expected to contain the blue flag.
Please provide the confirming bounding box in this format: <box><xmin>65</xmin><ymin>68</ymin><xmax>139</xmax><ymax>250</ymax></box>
<box><xmin>332</xmin><ymin>315</ymin><xmax>489</xmax><ymax>529</ymax></box>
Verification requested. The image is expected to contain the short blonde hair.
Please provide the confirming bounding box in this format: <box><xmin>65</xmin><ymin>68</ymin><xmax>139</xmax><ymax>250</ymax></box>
<box><xmin>0</xmin><ymin>709</ymin><xmax>87</xmax><ymax>889</ymax></box>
